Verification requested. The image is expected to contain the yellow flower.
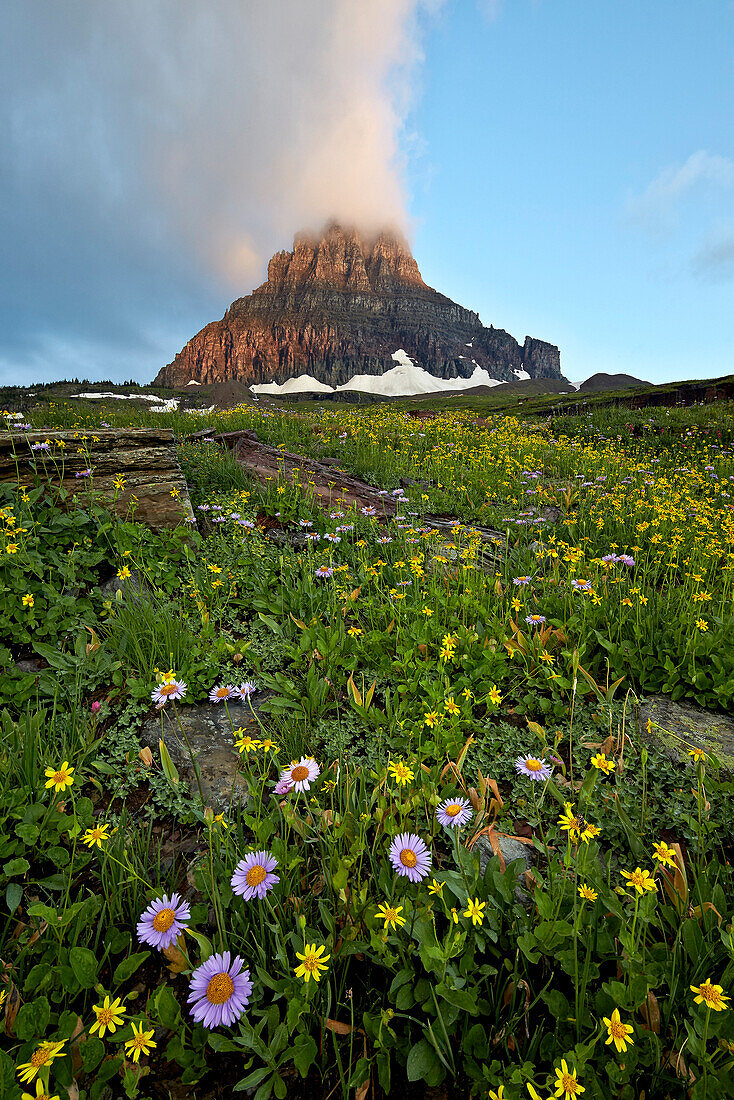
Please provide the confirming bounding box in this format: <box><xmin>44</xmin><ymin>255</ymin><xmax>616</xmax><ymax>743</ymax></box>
<box><xmin>621</xmin><ymin>867</ymin><xmax>657</xmax><ymax>895</ymax></box>
<box><xmin>450</xmin><ymin>907</ymin><xmax>459</xmax><ymax>924</ymax></box>
<box><xmin>691</xmin><ymin>979</ymin><xmax>729</xmax><ymax>1011</ymax></box>
<box><xmin>590</xmin><ymin>752</ymin><xmax>614</xmax><ymax>775</ymax></box>
<box><xmin>580</xmin><ymin>822</ymin><xmax>600</xmax><ymax>843</ymax></box>
<box><xmin>602</xmin><ymin>1007</ymin><xmax>634</xmax><ymax>1053</ymax></box>
<box><xmin>5</xmin><ymin>542</ymin><xmax>18</xmax><ymax>554</ymax></box>
<box><xmin>44</xmin><ymin>761</ymin><xmax>74</xmax><ymax>793</ymax></box>
<box><xmin>558</xmin><ymin>803</ymin><xmax>581</xmax><ymax>838</ymax></box>
<box><xmin>578</xmin><ymin>883</ymin><xmax>597</xmax><ymax>902</ymax></box>
<box><xmin>423</xmin><ymin>710</ymin><xmax>439</xmax><ymax>728</ymax></box>
<box><xmin>90</xmin><ymin>995</ymin><xmax>126</xmax><ymax>1038</ymax></box>
<box><xmin>124</xmin><ymin>1020</ymin><xmax>157</xmax><ymax>1063</ymax></box>
<box><xmin>21</xmin><ymin>594</ymin><xmax>34</xmax><ymax>608</ymax></box>
<box><xmin>82</xmin><ymin>824</ymin><xmax>111</xmax><ymax>849</ymax></box>
<box><xmin>375</xmin><ymin>903</ymin><xmax>406</xmax><ymax>930</ymax></box>
<box><xmin>487</xmin><ymin>685</ymin><xmax>503</xmax><ymax>706</ymax></box>
<box><xmin>347</xmin><ymin>626</ymin><xmax>362</xmax><ymax>636</ymax></box>
<box><xmin>387</xmin><ymin>759</ymin><xmax>414</xmax><ymax>786</ymax></box>
<box><xmin>696</xmin><ymin>619</ymin><xmax>708</xmax><ymax>632</ymax></box>
<box><xmin>444</xmin><ymin>696</ymin><xmax>460</xmax><ymax>715</ymax></box>
<box><xmin>117</xmin><ymin>565</ymin><xmax>131</xmax><ymax>580</ymax></box>
<box><xmin>688</xmin><ymin>747</ymin><xmax>706</xmax><ymax>762</ymax></box>
<box><xmin>113</xmin><ymin>475</ymin><xmax>126</xmax><ymax>490</ymax></box>
<box><xmin>652</xmin><ymin>841</ymin><xmax>676</xmax><ymax>868</ymax></box>
<box><xmin>427</xmin><ymin>878</ymin><xmax>444</xmax><ymax>896</ymax></box>
<box><xmin>421</xmin><ymin>606</ymin><xmax>433</xmax><ymax>616</ymax></box>
<box><xmin>235</xmin><ymin>734</ymin><xmax>262</xmax><ymax>754</ymax></box>
<box><xmin>260</xmin><ymin>738</ymin><xmax>278</xmax><ymax>753</ymax></box>
<box><xmin>294</xmin><ymin>943</ymin><xmax>330</xmax><ymax>983</ymax></box>
<box><xmin>16</xmin><ymin>1042</ymin><xmax>66</xmax><ymax>1083</ymax></box>
<box><xmin>22</xmin><ymin>1080</ymin><xmax>61</xmax><ymax>1100</ymax></box>
<box><xmin>489</xmin><ymin>1088</ymin><xmax>505</xmax><ymax>1100</ymax></box>
<box><xmin>553</xmin><ymin>1058</ymin><xmax>585</xmax><ymax>1098</ymax></box>
<box><xmin>462</xmin><ymin>687</ymin><xmax>474</xmax><ymax>700</ymax></box>
<box><xmin>463</xmin><ymin>897</ymin><xmax>486</xmax><ymax>927</ymax></box>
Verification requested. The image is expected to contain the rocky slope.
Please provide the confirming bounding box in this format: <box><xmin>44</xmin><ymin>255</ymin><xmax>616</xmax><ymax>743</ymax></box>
<box><xmin>154</xmin><ymin>223</ymin><xmax>562</xmax><ymax>389</ymax></box>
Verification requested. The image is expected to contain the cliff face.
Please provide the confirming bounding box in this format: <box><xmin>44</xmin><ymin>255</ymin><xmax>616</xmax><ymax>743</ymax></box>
<box><xmin>155</xmin><ymin>223</ymin><xmax>562</xmax><ymax>389</ymax></box>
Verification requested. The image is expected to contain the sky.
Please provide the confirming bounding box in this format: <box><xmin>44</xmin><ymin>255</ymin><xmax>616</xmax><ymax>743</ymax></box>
<box><xmin>1</xmin><ymin>0</ymin><xmax>733</xmax><ymax>386</ymax></box>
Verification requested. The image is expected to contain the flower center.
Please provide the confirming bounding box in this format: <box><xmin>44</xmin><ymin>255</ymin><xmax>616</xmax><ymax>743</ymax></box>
<box><xmin>561</xmin><ymin>1076</ymin><xmax>577</xmax><ymax>1094</ymax></box>
<box><xmin>526</xmin><ymin>758</ymin><xmax>542</xmax><ymax>772</ymax></box>
<box><xmin>160</xmin><ymin>683</ymin><xmax>178</xmax><ymax>696</ymax></box>
<box><xmin>445</xmin><ymin>804</ymin><xmax>462</xmax><ymax>817</ymax></box>
<box><xmin>384</xmin><ymin>908</ymin><xmax>398</xmax><ymax>921</ymax></box>
<box><xmin>610</xmin><ymin>1020</ymin><xmax>625</xmax><ymax>1038</ymax></box>
<box><xmin>302</xmin><ymin>954</ymin><xmax>319</xmax><ymax>973</ymax></box>
<box><xmin>701</xmin><ymin>984</ymin><xmax>718</xmax><ymax>1005</ymax></box>
<box><xmin>206</xmin><ymin>972</ymin><xmax>235</xmax><ymax>1005</ymax></box>
<box><xmin>400</xmin><ymin>848</ymin><xmax>417</xmax><ymax>868</ymax></box>
<box><xmin>245</xmin><ymin>864</ymin><xmax>267</xmax><ymax>887</ymax></box>
<box><xmin>53</xmin><ymin>771</ymin><xmax>65</xmax><ymax>785</ymax></box>
<box><xmin>31</xmin><ymin>1050</ymin><xmax>50</xmax><ymax>1068</ymax></box>
<box><xmin>216</xmin><ymin>688</ymin><xmax>230</xmax><ymax>698</ymax></box>
<box><xmin>291</xmin><ymin>765</ymin><xmax>309</xmax><ymax>782</ymax></box>
<box><xmin>97</xmin><ymin>1009</ymin><xmax>114</xmax><ymax>1026</ymax></box>
<box><xmin>153</xmin><ymin>907</ymin><xmax>176</xmax><ymax>932</ymax></box>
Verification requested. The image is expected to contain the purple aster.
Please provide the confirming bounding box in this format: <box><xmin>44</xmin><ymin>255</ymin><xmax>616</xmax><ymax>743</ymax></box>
<box><xmin>619</xmin><ymin>554</ymin><xmax>635</xmax><ymax>567</ymax></box>
<box><xmin>237</xmin><ymin>681</ymin><xmax>257</xmax><ymax>698</ymax></box>
<box><xmin>361</xmin><ymin>507</ymin><xmax>377</xmax><ymax>516</ymax></box>
<box><xmin>525</xmin><ymin>614</ymin><xmax>546</xmax><ymax>626</ymax></box>
<box><xmin>137</xmin><ymin>892</ymin><xmax>190</xmax><ymax>949</ymax></box>
<box><xmin>299</xmin><ymin>519</ymin><xmax>313</xmax><ymax>527</ymax></box>
<box><xmin>31</xmin><ymin>442</ymin><xmax>50</xmax><ymax>452</ymax></box>
<box><xmin>314</xmin><ymin>565</ymin><xmax>334</xmax><ymax>579</ymax></box>
<box><xmin>389</xmin><ymin>832</ymin><xmax>432</xmax><ymax>883</ymax></box>
<box><xmin>513</xmin><ymin>576</ymin><xmax>531</xmax><ymax>586</ymax></box>
<box><xmin>75</xmin><ymin>468</ymin><xmax>92</xmax><ymax>478</ymax></box>
<box><xmin>571</xmin><ymin>579</ymin><xmax>592</xmax><ymax>592</ymax></box>
<box><xmin>323</xmin><ymin>533</ymin><xmax>341</xmax><ymax>543</ymax></box>
<box><xmin>601</xmin><ymin>554</ymin><xmax>619</xmax><ymax>563</ymax></box>
<box><xmin>274</xmin><ymin>776</ymin><xmax>294</xmax><ymax>796</ymax></box>
<box><xmin>515</xmin><ymin>754</ymin><xmax>553</xmax><ymax>781</ymax></box>
<box><xmin>209</xmin><ymin>685</ymin><xmax>240</xmax><ymax>703</ymax></box>
<box><xmin>188</xmin><ymin>951</ymin><xmax>252</xmax><ymax>1029</ymax></box>
<box><xmin>436</xmin><ymin>796</ymin><xmax>473</xmax><ymax>829</ymax></box>
<box><xmin>231</xmin><ymin>851</ymin><xmax>279</xmax><ymax>900</ymax></box>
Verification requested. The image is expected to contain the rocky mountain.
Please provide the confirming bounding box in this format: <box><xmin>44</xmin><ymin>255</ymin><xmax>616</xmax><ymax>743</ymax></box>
<box><xmin>154</xmin><ymin>223</ymin><xmax>562</xmax><ymax>390</ymax></box>
<box><xmin>579</xmin><ymin>372</ymin><xmax>650</xmax><ymax>392</ymax></box>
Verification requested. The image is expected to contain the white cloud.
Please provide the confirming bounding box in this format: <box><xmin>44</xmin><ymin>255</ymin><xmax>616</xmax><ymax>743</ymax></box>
<box><xmin>628</xmin><ymin>150</ymin><xmax>734</xmax><ymax>234</ymax></box>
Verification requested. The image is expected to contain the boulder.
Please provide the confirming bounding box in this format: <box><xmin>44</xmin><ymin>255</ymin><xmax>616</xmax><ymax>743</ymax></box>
<box><xmin>640</xmin><ymin>695</ymin><xmax>734</xmax><ymax>770</ymax></box>
<box><xmin>0</xmin><ymin>428</ymin><xmax>193</xmax><ymax>529</ymax></box>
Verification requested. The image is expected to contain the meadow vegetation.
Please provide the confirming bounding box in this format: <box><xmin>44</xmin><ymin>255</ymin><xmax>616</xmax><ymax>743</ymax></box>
<box><xmin>1</xmin><ymin>397</ymin><xmax>734</xmax><ymax>1099</ymax></box>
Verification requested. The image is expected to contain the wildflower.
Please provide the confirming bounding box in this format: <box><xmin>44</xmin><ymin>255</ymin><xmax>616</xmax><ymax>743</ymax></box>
<box><xmin>603</xmin><ymin>1008</ymin><xmax>634</xmax><ymax>1053</ymax></box>
<box><xmin>137</xmin><ymin>893</ymin><xmax>191</xmax><ymax>949</ymax></box>
<box><xmin>281</xmin><ymin>757</ymin><xmax>320</xmax><ymax>792</ymax></box>
<box><xmin>82</xmin><ymin>823</ymin><xmax>111</xmax><ymax>848</ymax></box>
<box><xmin>696</xmin><ymin>619</ymin><xmax>709</xmax><ymax>631</ymax></box>
<box><xmin>489</xmin><ymin>1088</ymin><xmax>505</xmax><ymax>1100</ymax></box>
<box><xmin>188</xmin><ymin>951</ymin><xmax>252</xmax><ymax>1028</ymax></box>
<box><xmin>16</xmin><ymin>1042</ymin><xmax>66</xmax><ymax>1084</ymax></box>
<box><xmin>427</xmin><ymin>878</ymin><xmax>445</xmax><ymax>896</ymax></box>
<box><xmin>231</xmin><ymin>851</ymin><xmax>279</xmax><ymax>900</ymax></box>
<box><xmin>580</xmin><ymin>822</ymin><xmax>600</xmax><ymax>842</ymax></box>
<box><xmin>237</xmin><ymin>681</ymin><xmax>257</xmax><ymax>697</ymax></box>
<box><xmin>558</xmin><ymin>803</ymin><xmax>582</xmax><ymax>838</ymax></box>
<box><xmin>375</xmin><ymin>902</ymin><xmax>407</xmax><ymax>930</ymax></box>
<box><xmin>347</xmin><ymin>626</ymin><xmax>362</xmax><ymax>636</ymax></box>
<box><xmin>652</xmin><ymin>840</ymin><xmax>677</xmax><ymax>867</ymax></box>
<box><xmin>513</xmin><ymin>576</ymin><xmax>531</xmax><ymax>585</ymax></box>
<box><xmin>691</xmin><ymin>979</ymin><xmax>729</xmax><ymax>1011</ymax></box>
<box><xmin>124</xmin><ymin>1021</ymin><xmax>157</xmax><ymax>1063</ymax></box>
<box><xmin>151</xmin><ymin>678</ymin><xmax>186</xmax><ymax>708</ymax></box>
<box><xmin>389</xmin><ymin>832</ymin><xmax>432</xmax><ymax>883</ymax></box>
<box><xmin>621</xmin><ymin>867</ymin><xmax>657</xmax><ymax>895</ymax></box>
<box><xmin>687</xmin><ymin>747</ymin><xmax>706</xmax><ymax>762</ymax></box>
<box><xmin>450</xmin><ymin>907</ymin><xmax>459</xmax><ymax>924</ymax></box>
<box><xmin>209</xmin><ymin>684</ymin><xmax>239</xmax><ymax>703</ymax></box>
<box><xmin>515</xmin><ymin>754</ymin><xmax>552</xmax><ymax>781</ymax></box>
<box><xmin>387</xmin><ymin>759</ymin><xmax>414</xmax><ymax>786</ymax></box>
<box><xmin>525</xmin><ymin>614</ymin><xmax>546</xmax><ymax>626</ymax></box>
<box><xmin>91</xmin><ymin>700</ymin><xmax>101</xmax><ymax>714</ymax></box>
<box><xmin>436</xmin><ymin>796</ymin><xmax>473</xmax><ymax>829</ymax></box>
<box><xmin>314</xmin><ymin>565</ymin><xmax>334</xmax><ymax>579</ymax></box>
<box><xmin>44</xmin><ymin>761</ymin><xmax>74</xmax><ymax>793</ymax></box>
<box><xmin>424</xmin><ymin>710</ymin><xmax>439</xmax><ymax>727</ymax></box>
<box><xmin>117</xmin><ymin>565</ymin><xmax>131</xmax><ymax>580</ymax></box>
<box><xmin>90</xmin><ymin>995</ymin><xmax>126</xmax><ymax>1038</ymax></box>
<box><xmin>590</xmin><ymin>752</ymin><xmax>614</xmax><ymax>774</ymax></box>
<box><xmin>553</xmin><ymin>1059</ymin><xmax>585</xmax><ymax>1098</ymax></box>
<box><xmin>294</xmin><ymin>943</ymin><xmax>330</xmax><ymax>983</ymax></box>
<box><xmin>422</xmin><ymin>606</ymin><xmax>433</xmax><ymax>616</ymax></box>
<box><xmin>578</xmin><ymin>883</ymin><xmax>597</xmax><ymax>902</ymax></box>
<box><xmin>444</xmin><ymin>696</ymin><xmax>460</xmax><ymax>715</ymax></box>
<box><xmin>487</xmin><ymin>684</ymin><xmax>503</xmax><ymax>706</ymax></box>
<box><xmin>463</xmin><ymin>897</ymin><xmax>486</xmax><ymax>926</ymax></box>
<box><xmin>21</xmin><ymin>593</ymin><xmax>34</xmax><ymax>608</ymax></box>
<box><xmin>261</xmin><ymin>738</ymin><xmax>278</xmax><ymax>753</ymax></box>
<box><xmin>22</xmin><ymin>1082</ymin><xmax>61</xmax><ymax>1100</ymax></box>
<box><xmin>235</xmin><ymin>733</ymin><xmax>261</xmax><ymax>754</ymax></box>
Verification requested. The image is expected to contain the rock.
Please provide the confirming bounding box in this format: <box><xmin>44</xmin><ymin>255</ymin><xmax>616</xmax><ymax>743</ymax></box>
<box><xmin>99</xmin><ymin>569</ymin><xmax>145</xmax><ymax>600</ymax></box>
<box><xmin>473</xmin><ymin>834</ymin><xmax>533</xmax><ymax>876</ymax></box>
<box><xmin>139</xmin><ymin>702</ymin><xmax>259</xmax><ymax>811</ymax></box>
<box><xmin>640</xmin><ymin>696</ymin><xmax>734</xmax><ymax>770</ymax></box>
<box><xmin>0</xmin><ymin>428</ymin><xmax>194</xmax><ymax>530</ymax></box>
<box><xmin>154</xmin><ymin>223</ymin><xmax>562</xmax><ymax>390</ymax></box>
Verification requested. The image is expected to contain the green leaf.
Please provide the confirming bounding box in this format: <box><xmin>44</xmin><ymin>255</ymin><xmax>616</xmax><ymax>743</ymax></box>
<box><xmin>69</xmin><ymin>945</ymin><xmax>99</xmax><ymax>989</ymax></box>
<box><xmin>0</xmin><ymin>1048</ymin><xmax>21</xmax><ymax>1100</ymax></box>
<box><xmin>154</xmin><ymin>985</ymin><xmax>181</xmax><ymax>1029</ymax></box>
<box><xmin>5</xmin><ymin>883</ymin><xmax>22</xmax><ymax>914</ymax></box>
<box><xmin>185</xmin><ymin>927</ymin><xmax>213</xmax><ymax>962</ymax></box>
<box><xmin>2</xmin><ymin>858</ymin><xmax>29</xmax><ymax>878</ymax></box>
<box><xmin>15</xmin><ymin>823</ymin><xmax>39</xmax><ymax>845</ymax></box>
<box><xmin>14</xmin><ymin>996</ymin><xmax>51</xmax><ymax>1041</ymax></box>
<box><xmin>406</xmin><ymin>1039</ymin><xmax>439</xmax><ymax>1083</ymax></box>
<box><xmin>293</xmin><ymin>1034</ymin><xmax>318</xmax><ymax>1078</ymax></box>
<box><xmin>158</xmin><ymin>737</ymin><xmax>180</xmax><ymax>787</ymax></box>
<box><xmin>113</xmin><ymin>951</ymin><xmax>149</xmax><ymax>984</ymax></box>
<box><xmin>81</xmin><ymin>1037</ymin><xmax>105</xmax><ymax>1073</ymax></box>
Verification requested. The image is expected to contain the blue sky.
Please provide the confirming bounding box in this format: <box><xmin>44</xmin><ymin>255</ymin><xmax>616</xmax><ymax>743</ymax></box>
<box><xmin>1</xmin><ymin>0</ymin><xmax>732</xmax><ymax>386</ymax></box>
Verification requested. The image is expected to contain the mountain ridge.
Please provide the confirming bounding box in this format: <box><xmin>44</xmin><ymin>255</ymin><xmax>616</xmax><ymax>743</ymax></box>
<box><xmin>153</xmin><ymin>223</ymin><xmax>562</xmax><ymax>389</ymax></box>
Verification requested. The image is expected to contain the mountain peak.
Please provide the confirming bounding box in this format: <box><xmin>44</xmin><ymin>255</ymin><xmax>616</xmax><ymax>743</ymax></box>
<box><xmin>256</xmin><ymin>222</ymin><xmax>426</xmax><ymax>296</ymax></box>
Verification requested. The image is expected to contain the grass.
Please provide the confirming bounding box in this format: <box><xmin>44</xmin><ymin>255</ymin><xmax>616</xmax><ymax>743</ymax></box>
<box><xmin>1</xmin><ymin>397</ymin><xmax>734</xmax><ymax>1099</ymax></box>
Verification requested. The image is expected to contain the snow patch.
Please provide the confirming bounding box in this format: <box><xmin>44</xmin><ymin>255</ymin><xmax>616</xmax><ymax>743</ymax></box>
<box><xmin>186</xmin><ymin>379</ymin><xmax>202</xmax><ymax>386</ymax></box>
<box><xmin>513</xmin><ymin>369</ymin><xmax>531</xmax><ymax>381</ymax></box>
<box><xmin>251</xmin><ymin>374</ymin><xmax>335</xmax><ymax>395</ymax></box>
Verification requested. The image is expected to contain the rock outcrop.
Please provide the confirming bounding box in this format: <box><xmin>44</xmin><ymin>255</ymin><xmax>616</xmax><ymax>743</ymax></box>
<box><xmin>155</xmin><ymin>223</ymin><xmax>562</xmax><ymax>389</ymax></box>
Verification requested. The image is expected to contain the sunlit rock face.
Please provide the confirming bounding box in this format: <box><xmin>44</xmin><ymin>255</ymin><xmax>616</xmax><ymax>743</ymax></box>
<box><xmin>154</xmin><ymin>222</ymin><xmax>561</xmax><ymax>390</ymax></box>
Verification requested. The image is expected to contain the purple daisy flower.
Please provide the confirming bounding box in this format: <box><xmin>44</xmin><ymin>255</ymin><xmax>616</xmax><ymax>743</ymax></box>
<box><xmin>525</xmin><ymin>614</ymin><xmax>546</xmax><ymax>626</ymax></box>
<box><xmin>619</xmin><ymin>554</ymin><xmax>635</xmax><ymax>567</ymax></box>
<box><xmin>389</xmin><ymin>832</ymin><xmax>432</xmax><ymax>883</ymax></box>
<box><xmin>513</xmin><ymin>576</ymin><xmax>531</xmax><ymax>586</ymax></box>
<box><xmin>137</xmin><ymin>892</ymin><xmax>190</xmax><ymax>949</ymax></box>
<box><xmin>515</xmin><ymin>754</ymin><xmax>553</xmax><ymax>781</ymax></box>
<box><xmin>188</xmin><ymin>951</ymin><xmax>252</xmax><ymax>1029</ymax></box>
<box><xmin>231</xmin><ymin>851</ymin><xmax>279</xmax><ymax>900</ymax></box>
<box><xmin>436</xmin><ymin>796</ymin><xmax>473</xmax><ymax>829</ymax></box>
<box><xmin>209</xmin><ymin>685</ymin><xmax>240</xmax><ymax>703</ymax></box>
<box><xmin>237</xmin><ymin>681</ymin><xmax>257</xmax><ymax>698</ymax></box>
<box><xmin>274</xmin><ymin>776</ymin><xmax>294</xmax><ymax>796</ymax></box>
<box><xmin>314</xmin><ymin>565</ymin><xmax>334</xmax><ymax>579</ymax></box>
<box><xmin>571</xmin><ymin>579</ymin><xmax>592</xmax><ymax>592</ymax></box>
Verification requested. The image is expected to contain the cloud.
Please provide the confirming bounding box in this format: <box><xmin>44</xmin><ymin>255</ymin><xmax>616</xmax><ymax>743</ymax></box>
<box><xmin>0</xmin><ymin>1</ymin><xmax>441</xmax><ymax>382</ymax></box>
<box><xmin>692</xmin><ymin>228</ymin><xmax>734</xmax><ymax>281</ymax></box>
<box><xmin>628</xmin><ymin>150</ymin><xmax>734</xmax><ymax>235</ymax></box>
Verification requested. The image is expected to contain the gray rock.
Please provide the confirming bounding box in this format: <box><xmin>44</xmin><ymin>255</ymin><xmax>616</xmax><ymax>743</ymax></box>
<box><xmin>99</xmin><ymin>569</ymin><xmax>145</xmax><ymax>601</ymax></box>
<box><xmin>640</xmin><ymin>695</ymin><xmax>734</xmax><ymax>771</ymax></box>
<box><xmin>139</xmin><ymin>701</ymin><xmax>260</xmax><ymax>812</ymax></box>
<box><xmin>474</xmin><ymin>834</ymin><xmax>533</xmax><ymax>876</ymax></box>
